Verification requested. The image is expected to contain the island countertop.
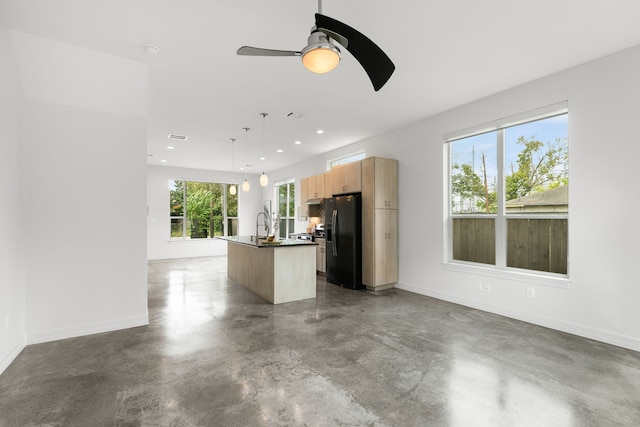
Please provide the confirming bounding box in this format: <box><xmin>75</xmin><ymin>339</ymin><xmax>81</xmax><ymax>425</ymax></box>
<box><xmin>219</xmin><ymin>236</ymin><xmax>317</xmax><ymax>304</ymax></box>
<box><xmin>216</xmin><ymin>236</ymin><xmax>317</xmax><ymax>248</ymax></box>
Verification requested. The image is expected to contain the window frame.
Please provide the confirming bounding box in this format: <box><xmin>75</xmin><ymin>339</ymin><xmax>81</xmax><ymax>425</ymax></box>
<box><xmin>444</xmin><ymin>102</ymin><xmax>570</xmax><ymax>287</ymax></box>
<box><xmin>327</xmin><ymin>151</ymin><xmax>366</xmax><ymax>170</ymax></box>
<box><xmin>169</xmin><ymin>179</ymin><xmax>238</xmax><ymax>240</ymax></box>
<box><xmin>274</xmin><ymin>179</ymin><xmax>296</xmax><ymax>239</ymax></box>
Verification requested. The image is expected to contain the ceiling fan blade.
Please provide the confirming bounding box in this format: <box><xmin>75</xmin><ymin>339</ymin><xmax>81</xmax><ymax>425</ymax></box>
<box><xmin>237</xmin><ymin>46</ymin><xmax>301</xmax><ymax>57</ymax></box>
<box><xmin>315</xmin><ymin>13</ymin><xmax>395</xmax><ymax>91</ymax></box>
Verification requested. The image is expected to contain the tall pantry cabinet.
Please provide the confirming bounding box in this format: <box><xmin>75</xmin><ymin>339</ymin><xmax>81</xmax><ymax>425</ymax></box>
<box><xmin>361</xmin><ymin>157</ymin><xmax>399</xmax><ymax>291</ymax></box>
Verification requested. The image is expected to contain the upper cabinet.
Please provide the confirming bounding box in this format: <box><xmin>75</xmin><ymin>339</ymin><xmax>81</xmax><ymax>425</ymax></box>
<box><xmin>300</xmin><ymin>176</ymin><xmax>310</xmax><ymax>208</ymax></box>
<box><xmin>331</xmin><ymin>161</ymin><xmax>362</xmax><ymax>195</ymax></box>
<box><xmin>308</xmin><ymin>173</ymin><xmax>325</xmax><ymax>199</ymax></box>
<box><xmin>323</xmin><ymin>172</ymin><xmax>333</xmax><ymax>198</ymax></box>
<box><xmin>366</xmin><ymin>157</ymin><xmax>398</xmax><ymax>209</ymax></box>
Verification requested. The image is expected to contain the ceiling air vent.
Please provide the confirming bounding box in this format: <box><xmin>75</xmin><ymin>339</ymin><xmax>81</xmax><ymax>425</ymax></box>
<box><xmin>168</xmin><ymin>134</ymin><xmax>188</xmax><ymax>141</ymax></box>
<box><xmin>285</xmin><ymin>111</ymin><xmax>304</xmax><ymax>119</ymax></box>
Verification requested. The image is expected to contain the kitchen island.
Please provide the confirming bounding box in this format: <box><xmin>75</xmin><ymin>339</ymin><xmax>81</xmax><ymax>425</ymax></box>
<box><xmin>217</xmin><ymin>236</ymin><xmax>317</xmax><ymax>304</ymax></box>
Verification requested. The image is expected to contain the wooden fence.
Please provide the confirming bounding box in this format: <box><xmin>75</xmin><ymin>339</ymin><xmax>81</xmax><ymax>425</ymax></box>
<box><xmin>453</xmin><ymin>217</ymin><xmax>567</xmax><ymax>274</ymax></box>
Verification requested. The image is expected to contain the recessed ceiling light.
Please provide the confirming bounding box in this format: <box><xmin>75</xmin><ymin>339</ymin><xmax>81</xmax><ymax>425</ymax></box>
<box><xmin>167</xmin><ymin>146</ymin><xmax>175</xmax><ymax>150</ymax></box>
<box><xmin>144</xmin><ymin>45</ymin><xmax>159</xmax><ymax>55</ymax></box>
<box><xmin>240</xmin><ymin>166</ymin><xmax>245</xmax><ymax>171</ymax></box>
<box><xmin>294</xmin><ymin>140</ymin><xmax>302</xmax><ymax>145</ymax></box>
<box><xmin>161</xmin><ymin>159</ymin><xmax>167</xmax><ymax>163</ymax></box>
<box><xmin>277</xmin><ymin>149</ymin><xmax>283</xmax><ymax>153</ymax></box>
<box><xmin>260</xmin><ymin>156</ymin><xmax>266</xmax><ymax>161</ymax></box>
<box><xmin>316</xmin><ymin>129</ymin><xmax>324</xmax><ymax>134</ymax></box>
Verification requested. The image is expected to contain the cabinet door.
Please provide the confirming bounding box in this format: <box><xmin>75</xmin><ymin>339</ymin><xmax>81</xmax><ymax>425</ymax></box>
<box><xmin>374</xmin><ymin>209</ymin><xmax>398</xmax><ymax>285</ymax></box>
<box><xmin>344</xmin><ymin>161</ymin><xmax>362</xmax><ymax>193</ymax></box>
<box><xmin>331</xmin><ymin>164</ymin><xmax>345</xmax><ymax>195</ymax></box>
<box><xmin>308</xmin><ymin>173</ymin><xmax>324</xmax><ymax>198</ymax></box>
<box><xmin>374</xmin><ymin>158</ymin><xmax>398</xmax><ymax>209</ymax></box>
<box><xmin>300</xmin><ymin>177</ymin><xmax>310</xmax><ymax>215</ymax></box>
<box><xmin>323</xmin><ymin>172</ymin><xmax>333</xmax><ymax>198</ymax></box>
<box><xmin>332</xmin><ymin>161</ymin><xmax>362</xmax><ymax>194</ymax></box>
<box><xmin>314</xmin><ymin>174</ymin><xmax>324</xmax><ymax>198</ymax></box>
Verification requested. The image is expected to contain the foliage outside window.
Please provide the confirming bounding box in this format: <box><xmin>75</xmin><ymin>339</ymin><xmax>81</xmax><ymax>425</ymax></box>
<box><xmin>449</xmin><ymin>111</ymin><xmax>568</xmax><ymax>274</ymax></box>
<box><xmin>275</xmin><ymin>180</ymin><xmax>295</xmax><ymax>239</ymax></box>
<box><xmin>170</xmin><ymin>180</ymin><xmax>238</xmax><ymax>239</ymax></box>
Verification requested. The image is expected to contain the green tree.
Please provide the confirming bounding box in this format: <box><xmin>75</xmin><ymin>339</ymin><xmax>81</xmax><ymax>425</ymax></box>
<box><xmin>451</xmin><ymin>162</ymin><xmax>495</xmax><ymax>212</ymax></box>
<box><xmin>505</xmin><ymin>136</ymin><xmax>568</xmax><ymax>201</ymax></box>
<box><xmin>186</xmin><ymin>182</ymin><xmax>213</xmax><ymax>238</ymax></box>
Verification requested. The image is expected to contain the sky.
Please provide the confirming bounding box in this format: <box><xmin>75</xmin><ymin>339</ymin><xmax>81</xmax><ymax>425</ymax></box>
<box><xmin>450</xmin><ymin>114</ymin><xmax>568</xmax><ymax>188</ymax></box>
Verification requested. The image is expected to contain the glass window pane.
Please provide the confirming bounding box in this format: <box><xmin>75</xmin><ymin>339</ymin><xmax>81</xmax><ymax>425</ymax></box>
<box><xmin>452</xmin><ymin>218</ymin><xmax>495</xmax><ymax>264</ymax></box>
<box><xmin>170</xmin><ymin>218</ymin><xmax>183</xmax><ymax>238</ymax></box>
<box><xmin>186</xmin><ymin>181</ymin><xmax>212</xmax><ymax>239</ymax></box>
<box><xmin>450</xmin><ymin>132</ymin><xmax>497</xmax><ymax>214</ymax></box>
<box><xmin>288</xmin><ymin>184</ymin><xmax>295</xmax><ymax>217</ymax></box>
<box><xmin>170</xmin><ymin>180</ymin><xmax>184</xmax><ymax>216</ymax></box>
<box><xmin>507</xmin><ymin>218</ymin><xmax>567</xmax><ymax>274</ymax></box>
<box><xmin>279</xmin><ymin>185</ymin><xmax>287</xmax><ymax>216</ymax></box>
<box><xmin>227</xmin><ymin>185</ymin><xmax>238</xmax><ymax>217</ymax></box>
<box><xmin>504</xmin><ymin>115</ymin><xmax>568</xmax><ymax>213</ymax></box>
<box><xmin>226</xmin><ymin>218</ymin><xmax>238</xmax><ymax>237</ymax></box>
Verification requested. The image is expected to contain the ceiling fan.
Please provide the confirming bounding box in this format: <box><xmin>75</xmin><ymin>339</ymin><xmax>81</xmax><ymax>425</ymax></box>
<box><xmin>236</xmin><ymin>0</ymin><xmax>395</xmax><ymax>91</ymax></box>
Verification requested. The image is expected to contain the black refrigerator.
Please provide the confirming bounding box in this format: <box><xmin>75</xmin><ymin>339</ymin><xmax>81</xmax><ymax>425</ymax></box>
<box><xmin>325</xmin><ymin>194</ymin><xmax>362</xmax><ymax>289</ymax></box>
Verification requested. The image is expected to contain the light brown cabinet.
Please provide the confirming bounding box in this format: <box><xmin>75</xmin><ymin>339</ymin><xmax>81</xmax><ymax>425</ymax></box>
<box><xmin>362</xmin><ymin>157</ymin><xmax>398</xmax><ymax>291</ymax></box>
<box><xmin>323</xmin><ymin>172</ymin><xmax>333</xmax><ymax>198</ymax></box>
<box><xmin>372</xmin><ymin>209</ymin><xmax>398</xmax><ymax>286</ymax></box>
<box><xmin>316</xmin><ymin>238</ymin><xmax>326</xmax><ymax>274</ymax></box>
<box><xmin>300</xmin><ymin>177</ymin><xmax>310</xmax><ymax>215</ymax></box>
<box><xmin>331</xmin><ymin>161</ymin><xmax>362</xmax><ymax>195</ymax></box>
<box><xmin>308</xmin><ymin>173</ymin><xmax>325</xmax><ymax>199</ymax></box>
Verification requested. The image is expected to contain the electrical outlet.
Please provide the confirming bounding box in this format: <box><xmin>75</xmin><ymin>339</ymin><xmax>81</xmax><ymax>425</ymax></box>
<box><xmin>526</xmin><ymin>287</ymin><xmax>535</xmax><ymax>299</ymax></box>
<box><xmin>484</xmin><ymin>283</ymin><xmax>491</xmax><ymax>293</ymax></box>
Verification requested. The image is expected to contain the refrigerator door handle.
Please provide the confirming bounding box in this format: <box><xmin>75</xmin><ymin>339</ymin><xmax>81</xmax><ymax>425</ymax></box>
<box><xmin>331</xmin><ymin>209</ymin><xmax>338</xmax><ymax>256</ymax></box>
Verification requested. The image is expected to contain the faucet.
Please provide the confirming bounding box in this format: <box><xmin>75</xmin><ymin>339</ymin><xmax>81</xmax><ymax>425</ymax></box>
<box><xmin>256</xmin><ymin>211</ymin><xmax>270</xmax><ymax>242</ymax></box>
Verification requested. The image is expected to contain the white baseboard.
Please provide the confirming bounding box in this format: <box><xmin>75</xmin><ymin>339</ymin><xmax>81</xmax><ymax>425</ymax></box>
<box><xmin>0</xmin><ymin>334</ymin><xmax>26</xmax><ymax>375</ymax></box>
<box><xmin>396</xmin><ymin>281</ymin><xmax>640</xmax><ymax>353</ymax></box>
<box><xmin>26</xmin><ymin>314</ymin><xmax>149</xmax><ymax>345</ymax></box>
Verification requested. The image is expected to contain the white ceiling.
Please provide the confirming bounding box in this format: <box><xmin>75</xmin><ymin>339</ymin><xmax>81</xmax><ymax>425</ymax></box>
<box><xmin>2</xmin><ymin>0</ymin><xmax>640</xmax><ymax>174</ymax></box>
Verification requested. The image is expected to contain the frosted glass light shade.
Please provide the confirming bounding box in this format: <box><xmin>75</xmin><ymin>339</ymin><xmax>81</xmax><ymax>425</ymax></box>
<box><xmin>229</xmin><ymin>185</ymin><xmax>236</xmax><ymax>195</ymax></box>
<box><xmin>302</xmin><ymin>46</ymin><xmax>340</xmax><ymax>74</ymax></box>
<box><xmin>260</xmin><ymin>172</ymin><xmax>268</xmax><ymax>187</ymax></box>
<box><xmin>242</xmin><ymin>179</ymin><xmax>250</xmax><ymax>192</ymax></box>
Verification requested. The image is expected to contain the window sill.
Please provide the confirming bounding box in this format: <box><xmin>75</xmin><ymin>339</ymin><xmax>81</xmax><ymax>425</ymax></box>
<box><xmin>442</xmin><ymin>261</ymin><xmax>570</xmax><ymax>290</ymax></box>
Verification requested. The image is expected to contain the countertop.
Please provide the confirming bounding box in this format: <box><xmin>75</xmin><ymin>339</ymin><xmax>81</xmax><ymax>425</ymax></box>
<box><xmin>216</xmin><ymin>236</ymin><xmax>317</xmax><ymax>248</ymax></box>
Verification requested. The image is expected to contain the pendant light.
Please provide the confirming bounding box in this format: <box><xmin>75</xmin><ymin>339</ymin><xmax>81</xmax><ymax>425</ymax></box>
<box><xmin>242</xmin><ymin>127</ymin><xmax>250</xmax><ymax>192</ymax></box>
<box><xmin>259</xmin><ymin>112</ymin><xmax>269</xmax><ymax>187</ymax></box>
<box><xmin>229</xmin><ymin>138</ymin><xmax>237</xmax><ymax>196</ymax></box>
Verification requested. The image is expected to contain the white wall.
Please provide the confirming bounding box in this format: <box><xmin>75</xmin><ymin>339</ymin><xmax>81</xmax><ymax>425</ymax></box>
<box><xmin>22</xmin><ymin>101</ymin><xmax>149</xmax><ymax>344</ymax></box>
<box><xmin>0</xmin><ymin>23</ymin><xmax>26</xmax><ymax>373</ymax></box>
<box><xmin>271</xmin><ymin>45</ymin><xmax>640</xmax><ymax>351</ymax></box>
<box><xmin>10</xmin><ymin>31</ymin><xmax>150</xmax><ymax>347</ymax></box>
<box><xmin>147</xmin><ymin>165</ymin><xmax>263</xmax><ymax>259</ymax></box>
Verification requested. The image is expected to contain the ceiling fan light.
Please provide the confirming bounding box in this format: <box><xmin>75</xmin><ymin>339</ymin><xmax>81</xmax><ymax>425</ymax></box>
<box><xmin>260</xmin><ymin>172</ymin><xmax>269</xmax><ymax>187</ymax></box>
<box><xmin>301</xmin><ymin>33</ymin><xmax>341</xmax><ymax>74</ymax></box>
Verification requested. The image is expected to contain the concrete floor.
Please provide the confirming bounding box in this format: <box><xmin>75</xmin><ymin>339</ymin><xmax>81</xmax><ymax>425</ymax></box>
<box><xmin>1</xmin><ymin>257</ymin><xmax>640</xmax><ymax>426</ymax></box>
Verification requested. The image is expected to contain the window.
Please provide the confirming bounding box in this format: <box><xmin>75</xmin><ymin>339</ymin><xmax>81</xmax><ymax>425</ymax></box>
<box><xmin>274</xmin><ymin>180</ymin><xmax>295</xmax><ymax>239</ymax></box>
<box><xmin>169</xmin><ymin>180</ymin><xmax>238</xmax><ymax>239</ymax></box>
<box><xmin>448</xmin><ymin>106</ymin><xmax>568</xmax><ymax>275</ymax></box>
<box><xmin>327</xmin><ymin>151</ymin><xmax>365</xmax><ymax>170</ymax></box>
